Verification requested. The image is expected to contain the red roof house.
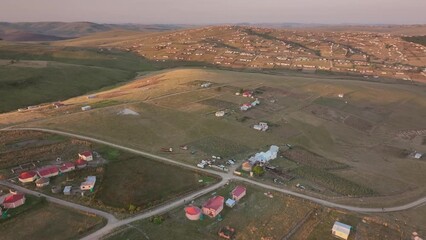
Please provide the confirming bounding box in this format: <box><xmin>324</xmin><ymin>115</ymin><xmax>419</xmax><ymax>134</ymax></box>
<box><xmin>232</xmin><ymin>186</ymin><xmax>246</xmax><ymax>201</ymax></box>
<box><xmin>202</xmin><ymin>196</ymin><xmax>224</xmax><ymax>218</ymax></box>
<box><xmin>2</xmin><ymin>193</ymin><xmax>26</xmax><ymax>209</ymax></box>
<box><xmin>59</xmin><ymin>162</ymin><xmax>75</xmax><ymax>173</ymax></box>
<box><xmin>37</xmin><ymin>166</ymin><xmax>59</xmax><ymax>178</ymax></box>
<box><xmin>78</xmin><ymin>151</ymin><xmax>93</xmax><ymax>161</ymax></box>
<box><xmin>75</xmin><ymin>159</ymin><xmax>88</xmax><ymax>169</ymax></box>
<box><xmin>18</xmin><ymin>171</ymin><xmax>38</xmax><ymax>183</ymax></box>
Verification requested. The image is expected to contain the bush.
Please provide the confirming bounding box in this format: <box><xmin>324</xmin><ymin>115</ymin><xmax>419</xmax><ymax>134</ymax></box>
<box><xmin>252</xmin><ymin>166</ymin><xmax>265</xmax><ymax>176</ymax></box>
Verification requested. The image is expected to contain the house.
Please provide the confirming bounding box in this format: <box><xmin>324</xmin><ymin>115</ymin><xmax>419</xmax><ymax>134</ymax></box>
<box><xmin>81</xmin><ymin>106</ymin><xmax>91</xmax><ymax>111</ymax></box>
<box><xmin>80</xmin><ymin>176</ymin><xmax>96</xmax><ymax>190</ymax></box>
<box><xmin>414</xmin><ymin>152</ymin><xmax>423</xmax><ymax>159</ymax></box>
<box><xmin>202</xmin><ymin>196</ymin><xmax>224</xmax><ymax>218</ymax></box>
<box><xmin>35</xmin><ymin>177</ymin><xmax>50</xmax><ymax>187</ymax></box>
<box><xmin>225</xmin><ymin>198</ymin><xmax>236</xmax><ymax>208</ymax></box>
<box><xmin>338</xmin><ymin>93</ymin><xmax>344</xmax><ymax>98</ymax></box>
<box><xmin>242</xmin><ymin>91</ymin><xmax>253</xmax><ymax>98</ymax></box>
<box><xmin>18</xmin><ymin>171</ymin><xmax>38</xmax><ymax>183</ymax></box>
<box><xmin>253</xmin><ymin>122</ymin><xmax>268</xmax><ymax>131</ymax></box>
<box><xmin>59</xmin><ymin>162</ymin><xmax>75</xmax><ymax>173</ymax></box>
<box><xmin>75</xmin><ymin>159</ymin><xmax>88</xmax><ymax>169</ymax></box>
<box><xmin>232</xmin><ymin>186</ymin><xmax>246</xmax><ymax>201</ymax></box>
<box><xmin>201</xmin><ymin>82</ymin><xmax>212</xmax><ymax>88</ymax></box>
<box><xmin>215</xmin><ymin>111</ymin><xmax>225</xmax><ymax>117</ymax></box>
<box><xmin>240</xmin><ymin>103</ymin><xmax>252</xmax><ymax>111</ymax></box>
<box><xmin>332</xmin><ymin>221</ymin><xmax>352</xmax><ymax>240</ymax></box>
<box><xmin>248</xmin><ymin>145</ymin><xmax>279</xmax><ymax>164</ymax></box>
<box><xmin>79</xmin><ymin>151</ymin><xmax>93</xmax><ymax>161</ymax></box>
<box><xmin>2</xmin><ymin>192</ymin><xmax>25</xmax><ymax>209</ymax></box>
<box><xmin>52</xmin><ymin>102</ymin><xmax>65</xmax><ymax>108</ymax></box>
<box><xmin>63</xmin><ymin>186</ymin><xmax>72</xmax><ymax>195</ymax></box>
<box><xmin>37</xmin><ymin>166</ymin><xmax>59</xmax><ymax>178</ymax></box>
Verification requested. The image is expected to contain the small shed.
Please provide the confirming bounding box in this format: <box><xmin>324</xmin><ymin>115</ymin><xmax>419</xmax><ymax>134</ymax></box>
<box><xmin>63</xmin><ymin>186</ymin><xmax>72</xmax><ymax>195</ymax></box>
<box><xmin>225</xmin><ymin>198</ymin><xmax>236</xmax><ymax>208</ymax></box>
<box><xmin>332</xmin><ymin>221</ymin><xmax>352</xmax><ymax>240</ymax></box>
<box><xmin>35</xmin><ymin>177</ymin><xmax>50</xmax><ymax>187</ymax></box>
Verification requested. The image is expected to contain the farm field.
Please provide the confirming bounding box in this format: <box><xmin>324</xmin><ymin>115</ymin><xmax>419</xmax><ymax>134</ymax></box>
<box><xmin>106</xmin><ymin>182</ymin><xmax>404</xmax><ymax>240</ymax></box>
<box><xmin>19</xmin><ymin>68</ymin><xmax>426</xmax><ymax>202</ymax></box>
<box><xmin>0</xmin><ymin>130</ymin><xmax>218</xmax><ymax>217</ymax></box>
<box><xmin>0</xmin><ymin>193</ymin><xmax>105</xmax><ymax>240</ymax></box>
<box><xmin>0</xmin><ymin>41</ymin><xmax>156</xmax><ymax>113</ymax></box>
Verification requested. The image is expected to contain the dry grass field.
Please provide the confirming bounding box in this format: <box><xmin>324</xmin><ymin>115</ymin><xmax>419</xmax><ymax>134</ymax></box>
<box><xmin>0</xmin><ymin>195</ymin><xmax>105</xmax><ymax>240</ymax></box>
<box><xmin>17</xmin><ymin>68</ymin><xmax>425</xmax><ymax>202</ymax></box>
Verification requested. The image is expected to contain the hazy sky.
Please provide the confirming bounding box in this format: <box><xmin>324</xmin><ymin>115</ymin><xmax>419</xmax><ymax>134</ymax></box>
<box><xmin>1</xmin><ymin>0</ymin><xmax>425</xmax><ymax>25</ymax></box>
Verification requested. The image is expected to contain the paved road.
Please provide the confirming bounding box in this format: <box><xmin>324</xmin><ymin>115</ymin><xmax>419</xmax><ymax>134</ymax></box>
<box><xmin>2</xmin><ymin>127</ymin><xmax>426</xmax><ymax>239</ymax></box>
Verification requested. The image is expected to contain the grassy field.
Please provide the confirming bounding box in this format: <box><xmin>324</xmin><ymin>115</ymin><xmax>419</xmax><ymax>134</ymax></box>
<box><xmin>0</xmin><ymin>42</ymin><xmax>156</xmax><ymax>113</ymax></box>
<box><xmin>96</xmin><ymin>152</ymin><xmax>215</xmax><ymax>210</ymax></box>
<box><xmin>0</xmin><ymin>196</ymin><xmax>105</xmax><ymax>240</ymax></box>
<box><xmin>15</xmin><ymin>68</ymin><xmax>426</xmax><ymax>200</ymax></box>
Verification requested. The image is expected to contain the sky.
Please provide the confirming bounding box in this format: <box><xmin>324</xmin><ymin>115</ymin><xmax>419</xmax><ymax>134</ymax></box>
<box><xmin>1</xmin><ymin>0</ymin><xmax>426</xmax><ymax>25</ymax></box>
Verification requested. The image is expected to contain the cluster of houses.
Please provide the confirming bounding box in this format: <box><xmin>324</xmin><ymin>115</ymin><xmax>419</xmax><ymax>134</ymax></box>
<box><xmin>185</xmin><ymin>185</ymin><xmax>246</xmax><ymax>221</ymax></box>
<box><xmin>240</xmin><ymin>99</ymin><xmax>260</xmax><ymax>111</ymax></box>
<box><xmin>17</xmin><ymin>151</ymin><xmax>96</xmax><ymax>192</ymax></box>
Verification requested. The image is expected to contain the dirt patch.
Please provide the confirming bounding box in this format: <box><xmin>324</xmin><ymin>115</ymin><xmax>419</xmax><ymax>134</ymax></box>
<box><xmin>200</xmin><ymin>98</ymin><xmax>239</xmax><ymax>109</ymax></box>
<box><xmin>344</xmin><ymin>115</ymin><xmax>374</xmax><ymax>132</ymax></box>
<box><xmin>282</xmin><ymin>147</ymin><xmax>348</xmax><ymax>170</ymax></box>
<box><xmin>188</xmin><ymin>136</ymin><xmax>251</xmax><ymax>158</ymax></box>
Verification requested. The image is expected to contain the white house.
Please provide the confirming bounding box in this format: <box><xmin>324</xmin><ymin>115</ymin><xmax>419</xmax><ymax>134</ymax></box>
<box><xmin>253</xmin><ymin>122</ymin><xmax>268</xmax><ymax>131</ymax></box>
<box><xmin>80</xmin><ymin>176</ymin><xmax>96</xmax><ymax>191</ymax></box>
<box><xmin>332</xmin><ymin>221</ymin><xmax>351</xmax><ymax>240</ymax></box>
<box><xmin>215</xmin><ymin>111</ymin><xmax>225</xmax><ymax>117</ymax></box>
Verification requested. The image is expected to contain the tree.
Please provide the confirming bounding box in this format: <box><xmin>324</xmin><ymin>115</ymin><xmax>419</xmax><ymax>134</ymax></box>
<box><xmin>252</xmin><ymin>165</ymin><xmax>265</xmax><ymax>176</ymax></box>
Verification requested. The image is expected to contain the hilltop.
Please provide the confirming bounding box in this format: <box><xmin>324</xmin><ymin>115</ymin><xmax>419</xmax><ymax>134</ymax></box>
<box><xmin>0</xmin><ymin>22</ymin><xmax>187</xmax><ymax>41</ymax></box>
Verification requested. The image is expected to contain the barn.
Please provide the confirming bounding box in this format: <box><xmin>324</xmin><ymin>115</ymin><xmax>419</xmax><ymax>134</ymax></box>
<box><xmin>2</xmin><ymin>193</ymin><xmax>26</xmax><ymax>209</ymax></box>
<box><xmin>18</xmin><ymin>171</ymin><xmax>38</xmax><ymax>183</ymax></box>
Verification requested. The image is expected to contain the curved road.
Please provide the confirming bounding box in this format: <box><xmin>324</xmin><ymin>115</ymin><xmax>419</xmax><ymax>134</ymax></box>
<box><xmin>2</xmin><ymin>127</ymin><xmax>426</xmax><ymax>239</ymax></box>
